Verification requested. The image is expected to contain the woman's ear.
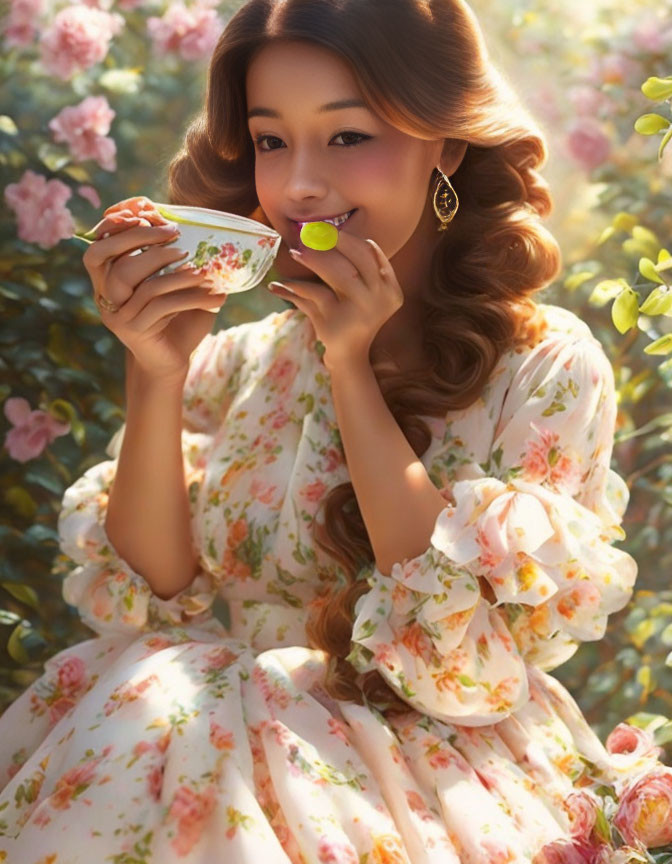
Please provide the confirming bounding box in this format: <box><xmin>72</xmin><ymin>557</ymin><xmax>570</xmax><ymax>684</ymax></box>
<box><xmin>439</xmin><ymin>139</ymin><xmax>468</xmax><ymax>176</ymax></box>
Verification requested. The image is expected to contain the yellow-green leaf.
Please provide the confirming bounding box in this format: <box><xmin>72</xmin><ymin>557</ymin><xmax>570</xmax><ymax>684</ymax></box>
<box><xmin>640</xmin><ymin>286</ymin><xmax>672</xmax><ymax>316</ymax></box>
<box><xmin>613</xmin><ymin>212</ymin><xmax>638</xmax><ymax>233</ymax></box>
<box><xmin>634</xmin><ymin>113</ymin><xmax>670</xmax><ymax>135</ymax></box>
<box><xmin>1</xmin><ymin>582</ymin><xmax>39</xmax><ymax>610</ymax></box>
<box><xmin>564</xmin><ymin>271</ymin><xmax>596</xmax><ymax>292</ymax></box>
<box><xmin>0</xmin><ymin>115</ymin><xmax>18</xmax><ymax>135</ymax></box>
<box><xmin>7</xmin><ymin>623</ymin><xmax>30</xmax><ymax>665</ymax></box>
<box><xmin>597</xmin><ymin>225</ymin><xmax>615</xmax><ymax>245</ymax></box>
<box><xmin>589</xmin><ymin>278</ymin><xmax>629</xmax><ymax>307</ymax></box>
<box><xmin>612</xmin><ymin>287</ymin><xmax>640</xmax><ymax>333</ymax></box>
<box><xmin>639</xmin><ymin>257</ymin><xmax>665</xmax><ymax>284</ymax></box>
<box><xmin>644</xmin><ymin>333</ymin><xmax>672</xmax><ymax>355</ymax></box>
<box><xmin>642</xmin><ymin>76</ymin><xmax>672</xmax><ymax>101</ymax></box>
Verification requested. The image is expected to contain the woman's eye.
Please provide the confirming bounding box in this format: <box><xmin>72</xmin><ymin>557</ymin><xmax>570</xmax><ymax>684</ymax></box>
<box><xmin>253</xmin><ymin>131</ymin><xmax>371</xmax><ymax>151</ymax></box>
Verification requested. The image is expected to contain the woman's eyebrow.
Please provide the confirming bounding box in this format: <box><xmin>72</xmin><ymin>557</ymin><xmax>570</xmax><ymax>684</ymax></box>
<box><xmin>247</xmin><ymin>98</ymin><xmax>371</xmax><ymax>119</ymax></box>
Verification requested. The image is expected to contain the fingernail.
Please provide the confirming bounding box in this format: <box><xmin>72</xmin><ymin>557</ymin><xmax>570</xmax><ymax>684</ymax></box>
<box><xmin>160</xmin><ymin>223</ymin><xmax>180</xmax><ymax>233</ymax></box>
<box><xmin>288</xmin><ymin>248</ymin><xmax>302</xmax><ymax>258</ymax></box>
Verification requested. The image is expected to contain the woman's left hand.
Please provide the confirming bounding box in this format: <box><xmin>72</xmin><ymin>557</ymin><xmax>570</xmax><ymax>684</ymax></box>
<box><xmin>268</xmin><ymin>231</ymin><xmax>404</xmax><ymax>371</ymax></box>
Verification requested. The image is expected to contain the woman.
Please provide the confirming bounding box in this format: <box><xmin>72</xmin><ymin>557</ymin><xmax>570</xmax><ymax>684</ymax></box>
<box><xmin>1</xmin><ymin>0</ymin><xmax>669</xmax><ymax>861</ymax></box>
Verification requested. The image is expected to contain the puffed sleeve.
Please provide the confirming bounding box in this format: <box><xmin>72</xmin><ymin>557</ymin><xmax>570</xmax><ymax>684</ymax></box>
<box><xmin>58</xmin><ymin>321</ymin><xmax>253</xmax><ymax>637</ymax></box>
<box><xmin>347</xmin><ymin>330</ymin><xmax>637</xmax><ymax>726</ymax></box>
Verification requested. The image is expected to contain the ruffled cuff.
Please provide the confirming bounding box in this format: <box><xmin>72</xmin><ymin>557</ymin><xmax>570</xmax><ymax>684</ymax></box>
<box><xmin>432</xmin><ymin>475</ymin><xmax>637</xmax><ymax>643</ymax></box>
<box><xmin>58</xmin><ymin>444</ymin><xmax>223</xmax><ymax>638</ymax></box>
<box><xmin>347</xmin><ymin>546</ymin><xmax>530</xmax><ymax>727</ymax></box>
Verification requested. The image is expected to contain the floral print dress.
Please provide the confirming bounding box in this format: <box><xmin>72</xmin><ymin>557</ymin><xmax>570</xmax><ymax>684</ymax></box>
<box><xmin>0</xmin><ymin>303</ymin><xmax>668</xmax><ymax>864</ymax></box>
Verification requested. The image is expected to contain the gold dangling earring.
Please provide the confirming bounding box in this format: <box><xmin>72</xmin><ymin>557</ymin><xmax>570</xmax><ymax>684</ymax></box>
<box><xmin>433</xmin><ymin>168</ymin><xmax>459</xmax><ymax>231</ymax></box>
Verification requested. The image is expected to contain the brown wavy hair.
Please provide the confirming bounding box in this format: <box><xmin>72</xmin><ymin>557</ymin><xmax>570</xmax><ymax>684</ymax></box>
<box><xmin>162</xmin><ymin>0</ymin><xmax>560</xmax><ymax>719</ymax></box>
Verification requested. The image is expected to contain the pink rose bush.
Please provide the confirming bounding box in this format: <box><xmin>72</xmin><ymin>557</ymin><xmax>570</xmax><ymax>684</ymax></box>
<box><xmin>4</xmin><ymin>169</ymin><xmax>76</xmax><ymax>249</ymax></box>
<box><xmin>3</xmin><ymin>396</ymin><xmax>71</xmax><ymax>463</ymax></box>
<box><xmin>614</xmin><ymin>767</ymin><xmax>672</xmax><ymax>849</ymax></box>
<box><xmin>146</xmin><ymin>0</ymin><xmax>222</xmax><ymax>62</ymax></box>
<box><xmin>40</xmin><ymin>4</ymin><xmax>124</xmax><ymax>80</ymax></box>
<box><xmin>533</xmin><ymin>739</ymin><xmax>672</xmax><ymax>862</ymax></box>
<box><xmin>2</xmin><ymin>0</ymin><xmax>45</xmax><ymax>48</ymax></box>
<box><xmin>48</xmin><ymin>95</ymin><xmax>117</xmax><ymax>172</ymax></box>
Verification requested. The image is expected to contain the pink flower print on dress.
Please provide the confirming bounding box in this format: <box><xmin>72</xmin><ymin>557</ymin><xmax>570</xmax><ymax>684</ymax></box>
<box><xmin>167</xmin><ymin>783</ymin><xmax>217</xmax><ymax>856</ymax></box>
<box><xmin>522</xmin><ymin>422</ymin><xmax>581</xmax><ymax>494</ymax></box>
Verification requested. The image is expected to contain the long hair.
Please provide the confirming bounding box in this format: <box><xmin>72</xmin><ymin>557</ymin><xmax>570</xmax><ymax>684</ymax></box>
<box><xmin>163</xmin><ymin>0</ymin><xmax>558</xmax><ymax>719</ymax></box>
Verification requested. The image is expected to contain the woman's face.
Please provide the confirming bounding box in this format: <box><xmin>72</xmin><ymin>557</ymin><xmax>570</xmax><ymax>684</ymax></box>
<box><xmin>245</xmin><ymin>39</ymin><xmax>447</xmax><ymax>290</ymax></box>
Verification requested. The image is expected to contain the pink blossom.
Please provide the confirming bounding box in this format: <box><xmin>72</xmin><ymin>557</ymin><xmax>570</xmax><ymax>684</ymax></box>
<box><xmin>3</xmin><ymin>396</ymin><xmax>71</xmax><ymax>463</ymax></box>
<box><xmin>532</xmin><ymin>838</ymin><xmax>610</xmax><ymax>864</ymax></box>
<box><xmin>2</xmin><ymin>0</ymin><xmax>45</xmax><ymax>48</ymax></box>
<box><xmin>564</xmin><ymin>791</ymin><xmax>600</xmax><ymax>840</ymax></box>
<box><xmin>4</xmin><ymin>169</ymin><xmax>76</xmax><ymax>249</ymax></box>
<box><xmin>606</xmin><ymin>722</ymin><xmax>664</xmax><ymax>762</ymax></box>
<box><xmin>40</xmin><ymin>5</ymin><xmax>124</xmax><ymax>80</ymax></box>
<box><xmin>566</xmin><ymin>119</ymin><xmax>611</xmax><ymax>172</ymax></box>
<box><xmin>77</xmin><ymin>184</ymin><xmax>101</xmax><ymax>208</ymax></box>
<box><xmin>614</xmin><ymin>766</ymin><xmax>672</xmax><ymax>848</ymax></box>
<box><xmin>146</xmin><ymin>1</ymin><xmax>221</xmax><ymax>63</ymax></box>
<box><xmin>522</xmin><ymin>421</ymin><xmax>581</xmax><ymax>493</ymax></box>
<box><xmin>49</xmin><ymin>95</ymin><xmax>117</xmax><ymax>171</ymax></box>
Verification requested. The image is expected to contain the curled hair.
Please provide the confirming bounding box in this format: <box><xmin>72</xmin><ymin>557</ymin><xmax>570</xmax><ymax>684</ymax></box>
<box><xmin>162</xmin><ymin>0</ymin><xmax>559</xmax><ymax>719</ymax></box>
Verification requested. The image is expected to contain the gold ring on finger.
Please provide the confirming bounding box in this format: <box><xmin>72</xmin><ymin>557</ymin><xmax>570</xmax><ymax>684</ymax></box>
<box><xmin>95</xmin><ymin>293</ymin><xmax>120</xmax><ymax>314</ymax></box>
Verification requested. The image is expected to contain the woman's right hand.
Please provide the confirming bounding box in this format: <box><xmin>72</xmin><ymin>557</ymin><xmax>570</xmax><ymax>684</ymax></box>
<box><xmin>82</xmin><ymin>204</ymin><xmax>228</xmax><ymax>382</ymax></box>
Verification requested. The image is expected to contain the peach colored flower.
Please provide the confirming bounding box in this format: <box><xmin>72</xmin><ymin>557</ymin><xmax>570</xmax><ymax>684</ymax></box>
<box><xmin>606</xmin><ymin>723</ymin><xmax>663</xmax><ymax>762</ymax></box>
<box><xmin>614</xmin><ymin>767</ymin><xmax>672</xmax><ymax>848</ymax></box>
<box><xmin>227</xmin><ymin>517</ymin><xmax>249</xmax><ymax>547</ymax></box>
<box><xmin>249</xmin><ymin>476</ymin><xmax>278</xmax><ymax>505</ymax></box>
<box><xmin>40</xmin><ymin>5</ymin><xmax>124</xmax><ymax>80</ymax></box>
<box><xmin>266</xmin><ymin>354</ymin><xmax>298</xmax><ymax>388</ymax></box>
<box><xmin>51</xmin><ymin>758</ymin><xmax>102</xmax><ymax>809</ymax></box>
<box><xmin>49</xmin><ymin>95</ymin><xmax>116</xmax><ymax>171</ymax></box>
<box><xmin>299</xmin><ymin>478</ymin><xmax>328</xmax><ymax>504</ymax></box>
<box><xmin>3</xmin><ymin>395</ymin><xmax>71</xmax><ymax>461</ymax></box>
<box><xmin>209</xmin><ymin>720</ymin><xmax>234</xmax><ymax>751</ymax></box>
<box><xmin>168</xmin><ymin>783</ymin><xmax>217</xmax><ymax>857</ymax></box>
<box><xmin>564</xmin><ymin>791</ymin><xmax>599</xmax><ymax>840</ymax></box>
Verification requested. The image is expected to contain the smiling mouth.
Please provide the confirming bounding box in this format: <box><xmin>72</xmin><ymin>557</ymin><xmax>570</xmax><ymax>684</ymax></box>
<box><xmin>291</xmin><ymin>209</ymin><xmax>357</xmax><ymax>233</ymax></box>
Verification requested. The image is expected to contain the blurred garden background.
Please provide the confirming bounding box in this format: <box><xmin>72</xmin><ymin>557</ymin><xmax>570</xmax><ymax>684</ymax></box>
<box><xmin>1</xmin><ymin>0</ymin><xmax>672</xmax><ymax>762</ymax></box>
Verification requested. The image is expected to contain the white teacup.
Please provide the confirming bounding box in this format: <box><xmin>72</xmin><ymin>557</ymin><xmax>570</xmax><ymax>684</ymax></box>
<box><xmin>152</xmin><ymin>204</ymin><xmax>282</xmax><ymax>295</ymax></box>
